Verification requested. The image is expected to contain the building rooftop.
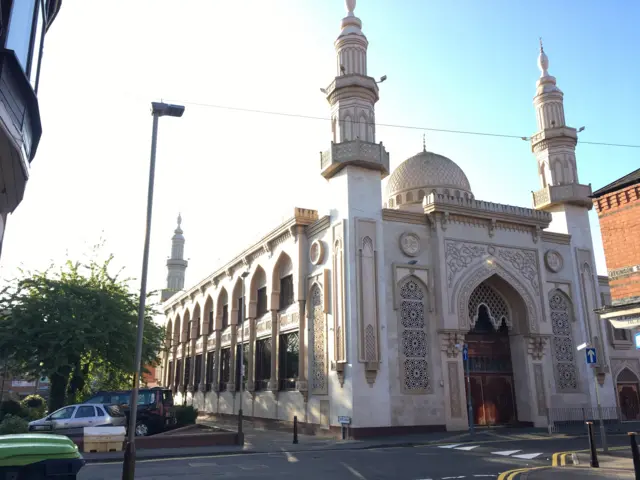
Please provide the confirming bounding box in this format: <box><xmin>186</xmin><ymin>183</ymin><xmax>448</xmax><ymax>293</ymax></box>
<box><xmin>591</xmin><ymin>167</ymin><xmax>640</xmax><ymax>198</ymax></box>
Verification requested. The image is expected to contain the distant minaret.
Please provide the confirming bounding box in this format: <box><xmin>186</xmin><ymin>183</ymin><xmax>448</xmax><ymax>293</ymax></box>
<box><xmin>161</xmin><ymin>214</ymin><xmax>188</xmax><ymax>302</ymax></box>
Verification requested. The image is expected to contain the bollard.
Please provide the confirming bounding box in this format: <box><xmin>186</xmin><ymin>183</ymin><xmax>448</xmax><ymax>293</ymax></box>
<box><xmin>293</xmin><ymin>415</ymin><xmax>299</xmax><ymax>444</ymax></box>
<box><xmin>629</xmin><ymin>432</ymin><xmax>640</xmax><ymax>480</ymax></box>
<box><xmin>586</xmin><ymin>422</ymin><xmax>599</xmax><ymax>468</ymax></box>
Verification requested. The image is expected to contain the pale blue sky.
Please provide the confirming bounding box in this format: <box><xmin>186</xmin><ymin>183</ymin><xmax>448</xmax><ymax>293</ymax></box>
<box><xmin>1</xmin><ymin>0</ymin><xmax>638</xmax><ymax>294</ymax></box>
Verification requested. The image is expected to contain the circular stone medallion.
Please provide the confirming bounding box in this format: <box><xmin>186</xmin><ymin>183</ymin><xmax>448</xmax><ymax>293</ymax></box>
<box><xmin>544</xmin><ymin>249</ymin><xmax>564</xmax><ymax>273</ymax></box>
<box><xmin>309</xmin><ymin>239</ymin><xmax>325</xmax><ymax>265</ymax></box>
<box><xmin>399</xmin><ymin>232</ymin><xmax>421</xmax><ymax>257</ymax></box>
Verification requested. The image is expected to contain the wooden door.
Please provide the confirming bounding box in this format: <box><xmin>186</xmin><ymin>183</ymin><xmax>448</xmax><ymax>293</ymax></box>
<box><xmin>618</xmin><ymin>383</ymin><xmax>640</xmax><ymax>421</ymax></box>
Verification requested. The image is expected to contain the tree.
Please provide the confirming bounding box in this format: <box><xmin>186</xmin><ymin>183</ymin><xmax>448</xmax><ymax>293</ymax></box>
<box><xmin>0</xmin><ymin>251</ymin><xmax>165</xmax><ymax>412</ymax></box>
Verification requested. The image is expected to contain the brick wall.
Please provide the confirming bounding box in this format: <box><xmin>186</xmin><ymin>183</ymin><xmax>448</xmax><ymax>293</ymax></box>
<box><xmin>594</xmin><ymin>183</ymin><xmax>640</xmax><ymax>303</ymax></box>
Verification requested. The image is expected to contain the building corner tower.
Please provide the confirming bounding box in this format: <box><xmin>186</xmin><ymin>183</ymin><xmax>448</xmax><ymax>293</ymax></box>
<box><xmin>161</xmin><ymin>214</ymin><xmax>188</xmax><ymax>303</ymax></box>
<box><xmin>530</xmin><ymin>43</ymin><xmax>615</xmax><ymax>406</ymax></box>
<box><xmin>319</xmin><ymin>0</ymin><xmax>391</xmax><ymax>429</ymax></box>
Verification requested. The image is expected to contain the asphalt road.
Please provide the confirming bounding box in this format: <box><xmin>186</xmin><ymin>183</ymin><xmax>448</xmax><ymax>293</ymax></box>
<box><xmin>79</xmin><ymin>434</ymin><xmax>630</xmax><ymax>480</ymax></box>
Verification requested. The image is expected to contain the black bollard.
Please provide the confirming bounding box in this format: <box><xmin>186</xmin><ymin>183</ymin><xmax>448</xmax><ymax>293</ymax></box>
<box><xmin>293</xmin><ymin>415</ymin><xmax>299</xmax><ymax>444</ymax></box>
<box><xmin>629</xmin><ymin>432</ymin><xmax>640</xmax><ymax>480</ymax></box>
<box><xmin>586</xmin><ymin>421</ymin><xmax>599</xmax><ymax>468</ymax></box>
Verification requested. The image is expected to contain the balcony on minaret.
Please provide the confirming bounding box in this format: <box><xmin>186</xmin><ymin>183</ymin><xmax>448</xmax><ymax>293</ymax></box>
<box><xmin>532</xmin><ymin>183</ymin><xmax>594</xmax><ymax>210</ymax></box>
<box><xmin>320</xmin><ymin>138</ymin><xmax>389</xmax><ymax>180</ymax></box>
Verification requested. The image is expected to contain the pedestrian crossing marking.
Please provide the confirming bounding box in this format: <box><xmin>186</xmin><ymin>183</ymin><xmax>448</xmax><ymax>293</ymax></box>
<box><xmin>511</xmin><ymin>452</ymin><xmax>542</xmax><ymax>460</ymax></box>
<box><xmin>491</xmin><ymin>450</ymin><xmax>521</xmax><ymax>456</ymax></box>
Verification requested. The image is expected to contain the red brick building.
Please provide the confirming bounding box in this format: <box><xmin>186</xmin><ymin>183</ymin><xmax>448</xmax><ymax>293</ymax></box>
<box><xmin>593</xmin><ymin>168</ymin><xmax>640</xmax><ymax>332</ymax></box>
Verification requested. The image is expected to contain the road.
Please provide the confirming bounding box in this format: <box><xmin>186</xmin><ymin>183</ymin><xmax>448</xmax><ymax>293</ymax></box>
<box><xmin>79</xmin><ymin>434</ymin><xmax>629</xmax><ymax>479</ymax></box>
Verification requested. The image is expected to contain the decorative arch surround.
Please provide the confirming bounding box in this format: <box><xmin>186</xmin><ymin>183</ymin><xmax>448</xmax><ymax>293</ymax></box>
<box><xmin>397</xmin><ymin>276</ymin><xmax>431</xmax><ymax>394</ymax></box>
<box><xmin>618</xmin><ymin>368</ymin><xmax>639</xmax><ymax>383</ymax></box>
<box><xmin>549</xmin><ymin>290</ymin><xmax>578</xmax><ymax>392</ymax></box>
<box><xmin>468</xmin><ymin>283</ymin><xmax>511</xmax><ymax>329</ymax></box>
<box><xmin>310</xmin><ymin>282</ymin><xmax>328</xmax><ymax>395</ymax></box>
<box><xmin>454</xmin><ymin>261</ymin><xmax>538</xmax><ymax>333</ymax></box>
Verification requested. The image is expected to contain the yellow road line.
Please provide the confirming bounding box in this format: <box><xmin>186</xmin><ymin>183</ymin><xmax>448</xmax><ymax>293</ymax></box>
<box><xmin>498</xmin><ymin>466</ymin><xmax>547</xmax><ymax>479</ymax></box>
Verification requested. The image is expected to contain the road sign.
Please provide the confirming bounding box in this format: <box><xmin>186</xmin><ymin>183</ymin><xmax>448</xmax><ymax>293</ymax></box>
<box><xmin>462</xmin><ymin>345</ymin><xmax>468</xmax><ymax>361</ymax></box>
<box><xmin>586</xmin><ymin>347</ymin><xmax>597</xmax><ymax>365</ymax></box>
<box><xmin>338</xmin><ymin>416</ymin><xmax>351</xmax><ymax>425</ymax></box>
<box><xmin>635</xmin><ymin>333</ymin><xmax>640</xmax><ymax>350</ymax></box>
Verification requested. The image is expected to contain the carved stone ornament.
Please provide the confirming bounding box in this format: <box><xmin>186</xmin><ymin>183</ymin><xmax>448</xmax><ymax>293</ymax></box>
<box><xmin>309</xmin><ymin>239</ymin><xmax>325</xmax><ymax>265</ymax></box>
<box><xmin>544</xmin><ymin>249</ymin><xmax>564</xmax><ymax>273</ymax></box>
<box><xmin>441</xmin><ymin>332</ymin><xmax>465</xmax><ymax>358</ymax></box>
<box><xmin>399</xmin><ymin>232</ymin><xmax>421</xmax><ymax>257</ymax></box>
<box><xmin>527</xmin><ymin>335</ymin><xmax>547</xmax><ymax>360</ymax></box>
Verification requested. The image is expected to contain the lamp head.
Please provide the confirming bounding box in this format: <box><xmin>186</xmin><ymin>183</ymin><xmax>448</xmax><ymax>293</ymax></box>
<box><xmin>151</xmin><ymin>102</ymin><xmax>186</xmax><ymax>118</ymax></box>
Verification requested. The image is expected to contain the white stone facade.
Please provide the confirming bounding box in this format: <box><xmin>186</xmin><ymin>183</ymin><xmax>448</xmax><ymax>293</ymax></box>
<box><xmin>158</xmin><ymin>3</ymin><xmax>638</xmax><ymax>436</ymax></box>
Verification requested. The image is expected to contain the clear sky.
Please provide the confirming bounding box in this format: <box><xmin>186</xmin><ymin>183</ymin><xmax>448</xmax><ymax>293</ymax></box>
<box><xmin>1</xmin><ymin>0</ymin><xmax>638</xmax><ymax>295</ymax></box>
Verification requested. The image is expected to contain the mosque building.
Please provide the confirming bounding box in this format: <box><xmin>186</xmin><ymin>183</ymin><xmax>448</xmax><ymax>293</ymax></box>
<box><xmin>158</xmin><ymin>0</ymin><xmax>639</xmax><ymax>436</ymax></box>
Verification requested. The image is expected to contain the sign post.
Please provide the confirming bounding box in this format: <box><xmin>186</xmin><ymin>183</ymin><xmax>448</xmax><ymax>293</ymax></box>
<box><xmin>462</xmin><ymin>344</ymin><xmax>474</xmax><ymax>435</ymax></box>
<box><xmin>585</xmin><ymin>347</ymin><xmax>608</xmax><ymax>453</ymax></box>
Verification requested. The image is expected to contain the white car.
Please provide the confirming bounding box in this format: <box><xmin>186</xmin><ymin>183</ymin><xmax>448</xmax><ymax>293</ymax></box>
<box><xmin>28</xmin><ymin>403</ymin><xmax>127</xmax><ymax>435</ymax></box>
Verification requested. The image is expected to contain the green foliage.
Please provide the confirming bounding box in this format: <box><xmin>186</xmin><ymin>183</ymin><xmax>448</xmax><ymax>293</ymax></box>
<box><xmin>174</xmin><ymin>405</ymin><xmax>198</xmax><ymax>426</ymax></box>
<box><xmin>0</xmin><ymin>399</ymin><xmax>26</xmax><ymax>421</ymax></box>
<box><xmin>0</xmin><ymin>242</ymin><xmax>166</xmax><ymax>412</ymax></box>
<box><xmin>0</xmin><ymin>414</ymin><xmax>29</xmax><ymax>434</ymax></box>
<box><xmin>21</xmin><ymin>395</ymin><xmax>46</xmax><ymax>420</ymax></box>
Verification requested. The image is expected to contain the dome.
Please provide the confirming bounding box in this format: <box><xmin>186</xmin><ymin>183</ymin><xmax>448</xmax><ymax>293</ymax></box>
<box><xmin>385</xmin><ymin>150</ymin><xmax>473</xmax><ymax>208</ymax></box>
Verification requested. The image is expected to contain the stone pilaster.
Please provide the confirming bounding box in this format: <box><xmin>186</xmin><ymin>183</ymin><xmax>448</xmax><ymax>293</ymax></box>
<box><xmin>296</xmin><ymin>299</ymin><xmax>308</xmax><ymax>400</ymax></box>
<box><xmin>227</xmin><ymin>307</ymin><xmax>238</xmax><ymax>392</ymax></box>
<box><xmin>268</xmin><ymin>309</ymin><xmax>279</xmax><ymax>392</ymax></box>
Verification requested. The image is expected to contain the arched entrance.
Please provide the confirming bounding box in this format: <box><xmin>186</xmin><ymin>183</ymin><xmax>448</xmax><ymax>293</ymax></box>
<box><xmin>617</xmin><ymin>368</ymin><xmax>640</xmax><ymax>421</ymax></box>
<box><xmin>464</xmin><ymin>282</ymin><xmax>517</xmax><ymax>426</ymax></box>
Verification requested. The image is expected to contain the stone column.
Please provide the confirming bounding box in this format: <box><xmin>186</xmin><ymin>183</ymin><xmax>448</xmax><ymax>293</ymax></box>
<box><xmin>268</xmin><ymin>309</ymin><xmax>280</xmax><ymax>392</ymax></box>
<box><xmin>228</xmin><ymin>307</ymin><xmax>238</xmax><ymax>392</ymax></box>
<box><xmin>247</xmin><ymin>315</ymin><xmax>257</xmax><ymax>392</ymax></box>
<box><xmin>296</xmin><ymin>299</ymin><xmax>308</xmax><ymax>397</ymax></box>
<box><xmin>213</xmin><ymin>313</ymin><xmax>222</xmax><ymax>393</ymax></box>
<box><xmin>199</xmin><ymin>331</ymin><xmax>209</xmax><ymax>392</ymax></box>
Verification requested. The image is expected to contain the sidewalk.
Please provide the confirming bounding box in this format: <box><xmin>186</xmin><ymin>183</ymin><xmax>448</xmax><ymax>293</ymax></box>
<box><xmin>81</xmin><ymin>421</ymin><xmax>556</xmax><ymax>463</ymax></box>
<box><xmin>523</xmin><ymin>451</ymin><xmax>637</xmax><ymax>479</ymax></box>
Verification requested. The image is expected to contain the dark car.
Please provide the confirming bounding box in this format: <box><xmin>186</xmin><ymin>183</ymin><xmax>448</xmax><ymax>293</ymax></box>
<box><xmin>84</xmin><ymin>387</ymin><xmax>175</xmax><ymax>436</ymax></box>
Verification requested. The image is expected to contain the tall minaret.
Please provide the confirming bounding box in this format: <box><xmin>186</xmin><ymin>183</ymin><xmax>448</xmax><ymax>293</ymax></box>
<box><xmin>319</xmin><ymin>0</ymin><xmax>392</xmax><ymax>428</ymax></box>
<box><xmin>530</xmin><ymin>41</ymin><xmax>593</xmax><ymax>222</ymax></box>
<box><xmin>530</xmin><ymin>43</ymin><xmax>615</xmax><ymax>407</ymax></box>
<box><xmin>320</xmin><ymin>0</ymin><xmax>389</xmax><ymax>181</ymax></box>
<box><xmin>161</xmin><ymin>214</ymin><xmax>188</xmax><ymax>302</ymax></box>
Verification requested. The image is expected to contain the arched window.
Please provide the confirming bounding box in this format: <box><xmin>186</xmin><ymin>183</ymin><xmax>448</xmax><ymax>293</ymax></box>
<box><xmin>405</xmin><ymin>191</ymin><xmax>413</xmax><ymax>202</ymax></box>
<box><xmin>398</xmin><ymin>278</ymin><xmax>429</xmax><ymax>393</ymax></box>
<box><xmin>468</xmin><ymin>283</ymin><xmax>509</xmax><ymax>330</ymax></box>
<box><xmin>549</xmin><ymin>291</ymin><xmax>578</xmax><ymax>391</ymax></box>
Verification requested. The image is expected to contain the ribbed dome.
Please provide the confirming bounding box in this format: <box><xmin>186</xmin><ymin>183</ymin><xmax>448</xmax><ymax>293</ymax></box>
<box><xmin>386</xmin><ymin>151</ymin><xmax>473</xmax><ymax>208</ymax></box>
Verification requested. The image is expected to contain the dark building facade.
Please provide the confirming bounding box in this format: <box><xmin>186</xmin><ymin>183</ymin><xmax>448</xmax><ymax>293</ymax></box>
<box><xmin>0</xmin><ymin>0</ymin><xmax>62</xmax><ymax>256</ymax></box>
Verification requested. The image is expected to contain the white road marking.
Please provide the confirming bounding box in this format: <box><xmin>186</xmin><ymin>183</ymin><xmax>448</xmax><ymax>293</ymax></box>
<box><xmin>455</xmin><ymin>445</ymin><xmax>479</xmax><ymax>451</ymax></box>
<box><xmin>438</xmin><ymin>444</ymin><xmax>463</xmax><ymax>449</ymax></box>
<box><xmin>512</xmin><ymin>452</ymin><xmax>543</xmax><ymax>459</ymax></box>
<box><xmin>280</xmin><ymin>447</ymin><xmax>298</xmax><ymax>463</ymax></box>
<box><xmin>490</xmin><ymin>450</ymin><xmax>521</xmax><ymax>456</ymax></box>
<box><xmin>188</xmin><ymin>461</ymin><xmax>220</xmax><ymax>467</ymax></box>
<box><xmin>341</xmin><ymin>461</ymin><xmax>367</xmax><ymax>479</ymax></box>
<box><xmin>442</xmin><ymin>476</ymin><xmax>466</xmax><ymax>479</ymax></box>
<box><xmin>472</xmin><ymin>476</ymin><xmax>497</xmax><ymax>478</ymax></box>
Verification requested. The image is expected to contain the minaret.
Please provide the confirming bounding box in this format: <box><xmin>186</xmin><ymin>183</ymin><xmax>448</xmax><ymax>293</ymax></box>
<box><xmin>320</xmin><ymin>0</ymin><xmax>389</xmax><ymax>180</ymax></box>
<box><xmin>161</xmin><ymin>214</ymin><xmax>188</xmax><ymax>302</ymax></box>
<box><xmin>530</xmin><ymin>40</ymin><xmax>593</xmax><ymax>221</ymax></box>
<box><xmin>530</xmin><ymin>43</ymin><xmax>615</xmax><ymax>407</ymax></box>
<box><xmin>319</xmin><ymin>0</ymin><xmax>392</xmax><ymax>428</ymax></box>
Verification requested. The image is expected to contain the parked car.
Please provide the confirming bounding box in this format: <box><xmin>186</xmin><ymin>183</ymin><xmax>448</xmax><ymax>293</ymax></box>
<box><xmin>28</xmin><ymin>403</ymin><xmax>126</xmax><ymax>436</ymax></box>
<box><xmin>84</xmin><ymin>387</ymin><xmax>175</xmax><ymax>436</ymax></box>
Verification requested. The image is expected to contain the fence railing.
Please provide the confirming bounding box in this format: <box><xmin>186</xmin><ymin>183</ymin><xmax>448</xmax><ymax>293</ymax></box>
<box><xmin>547</xmin><ymin>406</ymin><xmax>640</xmax><ymax>435</ymax></box>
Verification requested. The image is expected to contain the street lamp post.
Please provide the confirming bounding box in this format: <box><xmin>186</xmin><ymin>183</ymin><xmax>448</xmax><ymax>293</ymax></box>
<box><xmin>238</xmin><ymin>271</ymin><xmax>250</xmax><ymax>444</ymax></box>
<box><xmin>122</xmin><ymin>101</ymin><xmax>185</xmax><ymax>480</ymax></box>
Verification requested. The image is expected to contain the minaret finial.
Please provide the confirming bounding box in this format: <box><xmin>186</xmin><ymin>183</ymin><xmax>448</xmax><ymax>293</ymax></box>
<box><xmin>177</xmin><ymin>213</ymin><xmax>182</xmax><ymax>228</ymax></box>
<box><xmin>422</xmin><ymin>133</ymin><xmax>426</xmax><ymax>152</ymax></box>
<box><xmin>346</xmin><ymin>0</ymin><xmax>356</xmax><ymax>15</ymax></box>
<box><xmin>537</xmin><ymin>38</ymin><xmax>550</xmax><ymax>77</ymax></box>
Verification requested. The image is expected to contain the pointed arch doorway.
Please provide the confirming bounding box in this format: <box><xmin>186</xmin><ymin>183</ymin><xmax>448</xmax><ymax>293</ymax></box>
<box><xmin>464</xmin><ymin>282</ymin><xmax>517</xmax><ymax>426</ymax></box>
<box><xmin>617</xmin><ymin>369</ymin><xmax>640</xmax><ymax>421</ymax></box>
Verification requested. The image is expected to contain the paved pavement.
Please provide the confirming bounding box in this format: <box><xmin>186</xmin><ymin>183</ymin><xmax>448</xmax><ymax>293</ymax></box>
<box><xmin>78</xmin><ymin>432</ymin><xmax>634</xmax><ymax>479</ymax></box>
